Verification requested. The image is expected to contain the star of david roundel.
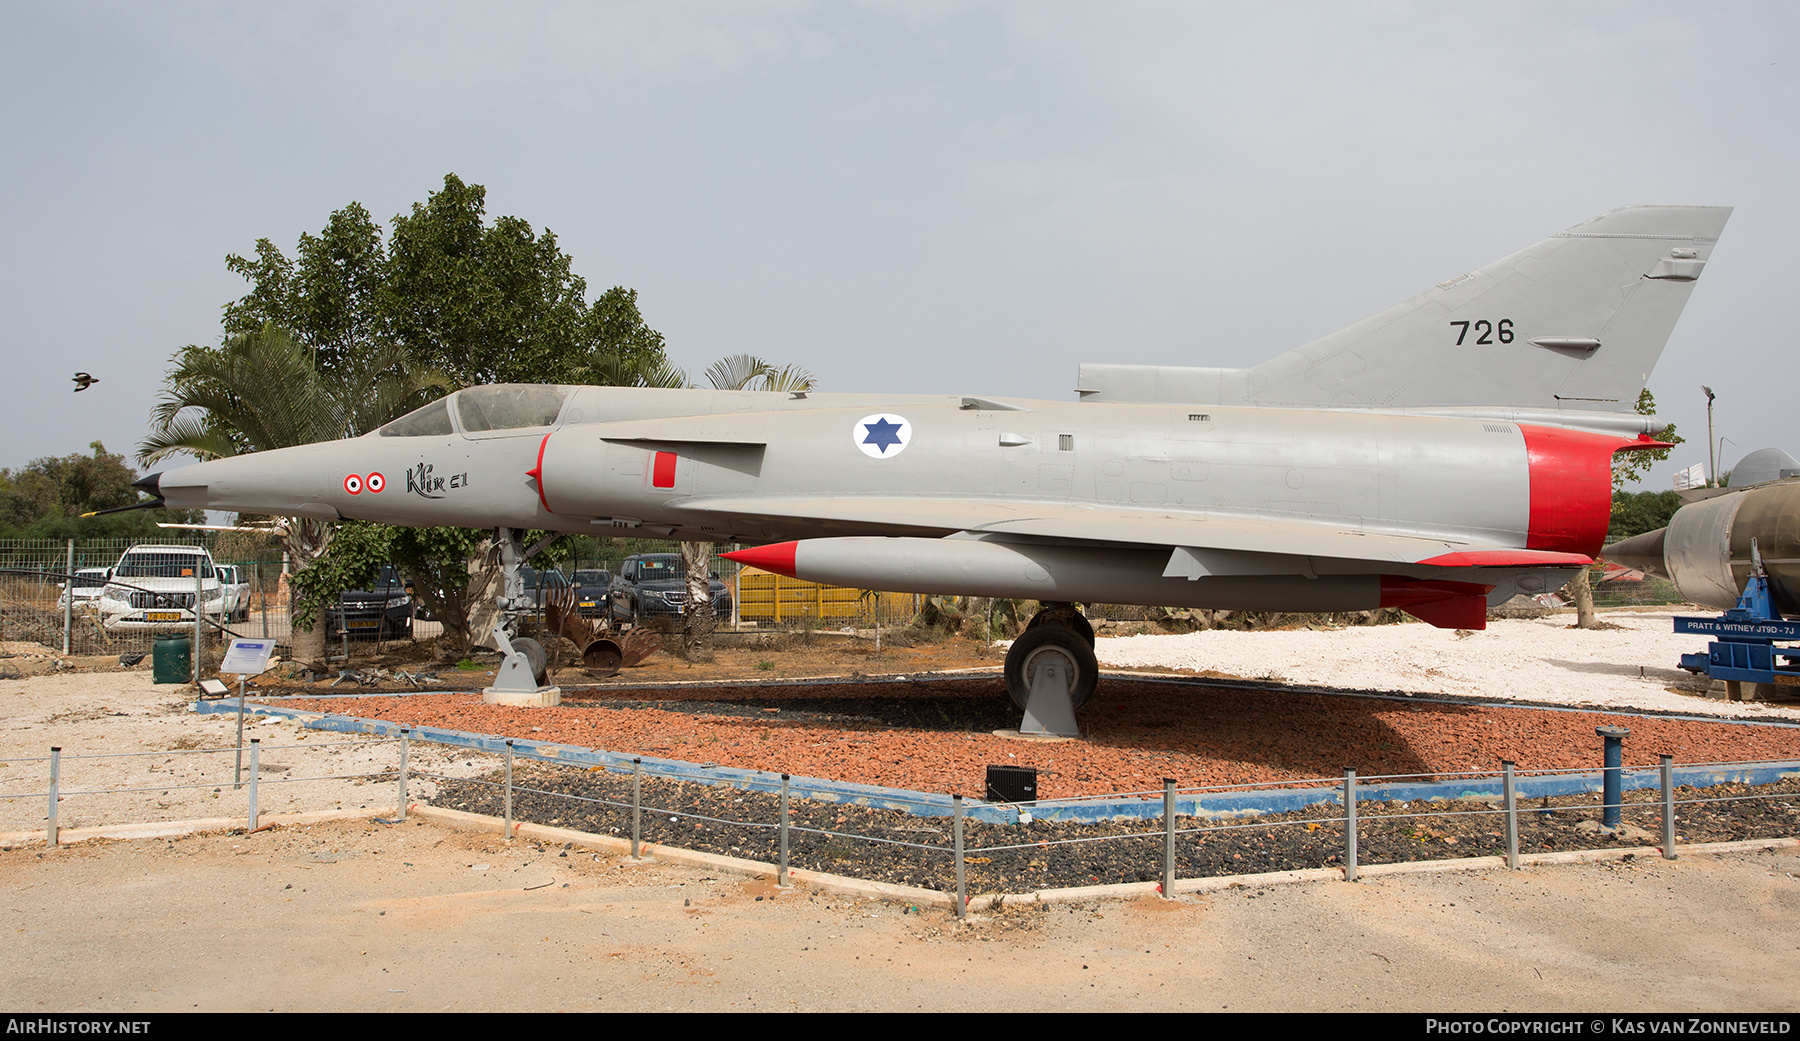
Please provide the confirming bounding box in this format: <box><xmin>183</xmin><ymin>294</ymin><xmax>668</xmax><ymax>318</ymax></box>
<box><xmin>853</xmin><ymin>413</ymin><xmax>912</xmax><ymax>459</ymax></box>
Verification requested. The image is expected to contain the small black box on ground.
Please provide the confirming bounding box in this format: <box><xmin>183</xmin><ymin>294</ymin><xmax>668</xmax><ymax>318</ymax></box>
<box><xmin>986</xmin><ymin>765</ymin><xmax>1037</xmax><ymax>803</ymax></box>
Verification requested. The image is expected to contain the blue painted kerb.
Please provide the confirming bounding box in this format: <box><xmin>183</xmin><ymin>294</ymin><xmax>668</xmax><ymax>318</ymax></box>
<box><xmin>195</xmin><ymin>698</ymin><xmax>1800</xmax><ymax>825</ymax></box>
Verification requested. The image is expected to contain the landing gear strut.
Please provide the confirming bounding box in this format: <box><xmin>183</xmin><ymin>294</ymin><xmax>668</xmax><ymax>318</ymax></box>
<box><xmin>482</xmin><ymin>527</ymin><xmax>561</xmax><ymax>706</ymax></box>
<box><xmin>1005</xmin><ymin>603</ymin><xmax>1097</xmax><ymax>737</ymax></box>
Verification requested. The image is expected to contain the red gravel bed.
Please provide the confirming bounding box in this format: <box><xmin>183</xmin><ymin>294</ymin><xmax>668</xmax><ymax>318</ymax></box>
<box><xmin>275</xmin><ymin>676</ymin><xmax>1800</xmax><ymax>798</ymax></box>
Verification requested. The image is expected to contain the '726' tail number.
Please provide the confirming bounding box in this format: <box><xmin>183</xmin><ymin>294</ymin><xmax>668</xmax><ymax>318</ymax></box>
<box><xmin>1451</xmin><ymin>319</ymin><xmax>1513</xmax><ymax>345</ymax></box>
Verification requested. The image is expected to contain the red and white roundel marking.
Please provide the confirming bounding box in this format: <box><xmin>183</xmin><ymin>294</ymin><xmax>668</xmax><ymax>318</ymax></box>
<box><xmin>343</xmin><ymin>474</ymin><xmax>363</xmax><ymax>495</ymax></box>
<box><xmin>365</xmin><ymin>472</ymin><xmax>386</xmax><ymax>493</ymax></box>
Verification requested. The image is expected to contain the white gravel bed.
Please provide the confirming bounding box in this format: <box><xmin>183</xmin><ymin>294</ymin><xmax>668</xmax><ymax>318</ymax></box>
<box><xmin>1092</xmin><ymin>609</ymin><xmax>1800</xmax><ymax>721</ymax></box>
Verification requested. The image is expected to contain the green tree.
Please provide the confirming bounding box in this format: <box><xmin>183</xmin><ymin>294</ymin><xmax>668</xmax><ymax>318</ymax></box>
<box><xmin>138</xmin><ymin>324</ymin><xmax>445</xmax><ymax>663</ymax></box>
<box><xmin>702</xmin><ymin>353</ymin><xmax>817</xmax><ymax>393</ymax></box>
<box><xmin>1613</xmin><ymin>389</ymin><xmax>1682</xmax><ymax>492</ymax></box>
<box><xmin>288</xmin><ymin>521</ymin><xmax>495</xmax><ymax>657</ymax></box>
<box><xmin>0</xmin><ymin>442</ymin><xmax>201</xmax><ymax>539</ymax></box>
<box><xmin>162</xmin><ymin>174</ymin><xmax>678</xmax><ymax>662</ymax></box>
<box><xmin>138</xmin><ymin>323</ymin><xmax>443</xmax><ymax>558</ymax></box>
<box><xmin>223</xmin><ymin>203</ymin><xmax>388</xmax><ymax>381</ymax></box>
<box><xmin>225</xmin><ymin>174</ymin><xmax>669</xmax><ymax>389</ymax></box>
<box><xmin>1608</xmin><ymin>490</ymin><xmax>1683</xmax><ymax>539</ymax></box>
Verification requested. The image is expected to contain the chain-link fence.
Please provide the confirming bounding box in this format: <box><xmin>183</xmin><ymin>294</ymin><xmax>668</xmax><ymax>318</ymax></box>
<box><xmin>0</xmin><ymin>537</ymin><xmax>939</xmax><ymax>665</ymax></box>
<box><xmin>10</xmin><ymin>534</ymin><xmax>1683</xmax><ymax>663</ymax></box>
<box><xmin>0</xmin><ymin>535</ymin><xmax>290</xmax><ymax>659</ymax></box>
<box><xmin>11</xmin><ymin>720</ymin><xmax>1796</xmax><ymax>914</ymax></box>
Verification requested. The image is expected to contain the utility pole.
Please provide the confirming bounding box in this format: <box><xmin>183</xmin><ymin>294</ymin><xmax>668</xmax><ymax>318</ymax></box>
<box><xmin>1703</xmin><ymin>385</ymin><xmax>1717</xmax><ymax>486</ymax></box>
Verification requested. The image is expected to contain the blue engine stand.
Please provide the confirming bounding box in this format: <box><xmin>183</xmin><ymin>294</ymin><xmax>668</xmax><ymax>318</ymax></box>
<box><xmin>1673</xmin><ymin>549</ymin><xmax>1800</xmax><ymax>701</ymax></box>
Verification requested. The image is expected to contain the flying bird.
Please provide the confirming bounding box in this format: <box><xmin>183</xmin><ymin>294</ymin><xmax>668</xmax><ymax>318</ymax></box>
<box><xmin>71</xmin><ymin>372</ymin><xmax>98</xmax><ymax>392</ymax></box>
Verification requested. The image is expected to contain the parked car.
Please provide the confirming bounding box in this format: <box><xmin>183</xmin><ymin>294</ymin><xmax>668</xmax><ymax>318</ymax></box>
<box><xmin>570</xmin><ymin>568</ymin><xmax>612</xmax><ymax>618</ymax></box>
<box><xmin>325</xmin><ymin>565</ymin><xmax>414</xmax><ymax>641</ymax></box>
<box><xmin>213</xmin><ymin>564</ymin><xmax>253</xmax><ymax>622</ymax></box>
<box><xmin>608</xmin><ymin>554</ymin><xmax>732</xmax><ymax>627</ymax></box>
<box><xmin>57</xmin><ymin>567</ymin><xmax>110</xmax><ymax>612</ymax></box>
<box><xmin>517</xmin><ymin>565</ymin><xmax>568</xmax><ymax>616</ymax></box>
<box><xmin>97</xmin><ymin>545</ymin><xmax>228</xmax><ymax>630</ymax></box>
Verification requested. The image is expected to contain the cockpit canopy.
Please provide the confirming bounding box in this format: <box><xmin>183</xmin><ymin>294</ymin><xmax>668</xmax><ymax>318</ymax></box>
<box><xmin>379</xmin><ymin>385</ymin><xmax>572</xmax><ymax>437</ymax></box>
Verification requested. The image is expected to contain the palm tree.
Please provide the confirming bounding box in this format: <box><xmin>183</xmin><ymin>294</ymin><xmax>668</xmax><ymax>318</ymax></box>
<box><xmin>702</xmin><ymin>353</ymin><xmax>816</xmax><ymax>393</ymax></box>
<box><xmin>138</xmin><ymin>323</ymin><xmax>446</xmax><ymax>661</ymax></box>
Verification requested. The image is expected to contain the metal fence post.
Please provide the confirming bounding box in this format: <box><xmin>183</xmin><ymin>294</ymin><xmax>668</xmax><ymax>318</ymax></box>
<box><xmin>62</xmin><ymin>539</ymin><xmax>74</xmax><ymax>655</ymax></box>
<box><xmin>778</xmin><ymin>773</ymin><xmax>791</xmax><ymax>887</ymax></box>
<box><xmin>631</xmin><ymin>757</ymin><xmax>642</xmax><ymax>859</ymax></box>
<box><xmin>953</xmin><ymin>794</ymin><xmax>967</xmax><ymax>918</ymax></box>
<box><xmin>1597</xmin><ymin>726</ymin><xmax>1629</xmax><ymax>830</ymax></box>
<box><xmin>192</xmin><ymin>558</ymin><xmax>203</xmax><ymax>680</ymax></box>
<box><xmin>1660</xmin><ymin>754</ymin><xmax>1677</xmax><ymax>860</ymax></box>
<box><xmin>1502</xmin><ymin>760</ymin><xmax>1519</xmax><ymax>870</ymax></box>
<box><xmin>257</xmin><ymin>557</ymin><xmax>268</xmax><ymax>640</ymax></box>
<box><xmin>397</xmin><ymin>728</ymin><xmax>410</xmax><ymax>820</ymax></box>
<box><xmin>247</xmin><ymin>738</ymin><xmax>260</xmax><ymax>832</ymax></box>
<box><xmin>1343</xmin><ymin>768</ymin><xmax>1358</xmax><ymax>882</ymax></box>
<box><xmin>503</xmin><ymin>740</ymin><xmax>514</xmax><ymax>839</ymax></box>
<box><xmin>1162</xmin><ymin>778</ymin><xmax>1176</xmax><ymax>899</ymax></box>
<box><xmin>47</xmin><ymin>747</ymin><xmax>60</xmax><ymax>848</ymax></box>
<box><xmin>233</xmin><ymin>684</ymin><xmax>246</xmax><ymax>789</ymax></box>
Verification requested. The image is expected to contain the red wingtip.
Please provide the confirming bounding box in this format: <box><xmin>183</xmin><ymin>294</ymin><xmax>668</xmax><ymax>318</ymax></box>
<box><xmin>722</xmin><ymin>542</ymin><xmax>799</xmax><ymax>578</ymax></box>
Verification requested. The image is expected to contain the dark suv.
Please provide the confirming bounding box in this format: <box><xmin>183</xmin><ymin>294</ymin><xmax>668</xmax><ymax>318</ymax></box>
<box><xmin>570</xmin><ymin>569</ymin><xmax>612</xmax><ymax>618</ymax></box>
<box><xmin>326</xmin><ymin>566</ymin><xmax>414</xmax><ymax>641</ymax></box>
<box><xmin>608</xmin><ymin>554</ymin><xmax>732</xmax><ymax>627</ymax></box>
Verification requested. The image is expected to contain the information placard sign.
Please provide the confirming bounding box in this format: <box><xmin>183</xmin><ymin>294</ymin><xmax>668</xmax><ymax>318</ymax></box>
<box><xmin>219</xmin><ymin>638</ymin><xmax>277</xmax><ymax>675</ymax></box>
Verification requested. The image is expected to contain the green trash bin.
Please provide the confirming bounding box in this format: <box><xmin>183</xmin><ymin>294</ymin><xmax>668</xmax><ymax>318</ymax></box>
<box><xmin>153</xmin><ymin>634</ymin><xmax>191</xmax><ymax>684</ymax></box>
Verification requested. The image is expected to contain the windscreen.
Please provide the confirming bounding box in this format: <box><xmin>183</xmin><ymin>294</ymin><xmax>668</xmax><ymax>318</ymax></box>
<box><xmin>114</xmin><ymin>552</ymin><xmax>209</xmax><ymax>578</ymax></box>
<box><xmin>379</xmin><ymin>398</ymin><xmax>455</xmax><ymax>437</ymax></box>
<box><xmin>455</xmin><ymin>385</ymin><xmax>570</xmax><ymax>433</ymax></box>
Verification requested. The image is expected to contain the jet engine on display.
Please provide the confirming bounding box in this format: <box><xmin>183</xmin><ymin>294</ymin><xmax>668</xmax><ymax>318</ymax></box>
<box><xmin>132</xmin><ymin>205</ymin><xmax>1732</xmax><ymax>734</ymax></box>
<box><xmin>1604</xmin><ymin>449</ymin><xmax>1800</xmax><ymax>617</ymax></box>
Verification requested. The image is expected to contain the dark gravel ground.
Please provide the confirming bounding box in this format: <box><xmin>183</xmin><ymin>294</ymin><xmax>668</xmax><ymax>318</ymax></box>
<box><xmin>429</xmin><ymin>764</ymin><xmax>1800</xmax><ymax>897</ymax></box>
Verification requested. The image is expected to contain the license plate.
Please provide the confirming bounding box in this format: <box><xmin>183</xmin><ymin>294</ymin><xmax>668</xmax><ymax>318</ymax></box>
<box><xmin>579</xmin><ymin>600</ymin><xmax>597</xmax><ymax>609</ymax></box>
<box><xmin>347</xmin><ymin>619</ymin><xmax>379</xmax><ymax>629</ymax></box>
<box><xmin>146</xmin><ymin>611</ymin><xmax>183</xmax><ymax>622</ymax></box>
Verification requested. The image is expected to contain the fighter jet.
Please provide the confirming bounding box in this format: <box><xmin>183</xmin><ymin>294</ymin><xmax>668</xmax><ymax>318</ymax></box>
<box><xmin>134</xmin><ymin>205</ymin><xmax>1730</xmax><ymax>731</ymax></box>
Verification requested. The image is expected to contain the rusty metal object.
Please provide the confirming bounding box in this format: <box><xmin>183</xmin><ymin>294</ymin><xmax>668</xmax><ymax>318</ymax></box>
<box><xmin>582</xmin><ymin>639</ymin><xmax>623</xmax><ymax>674</ymax></box>
<box><xmin>544</xmin><ymin>583</ymin><xmax>659</xmax><ymax>678</ymax></box>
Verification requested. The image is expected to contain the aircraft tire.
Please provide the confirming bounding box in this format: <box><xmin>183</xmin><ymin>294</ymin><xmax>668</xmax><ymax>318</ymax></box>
<box><xmin>1003</xmin><ymin>625</ymin><xmax>1098</xmax><ymax>711</ymax></box>
<box><xmin>512</xmin><ymin>636</ymin><xmax>548</xmax><ymax>686</ymax></box>
<box><xmin>1026</xmin><ymin>606</ymin><xmax>1095</xmax><ymax>647</ymax></box>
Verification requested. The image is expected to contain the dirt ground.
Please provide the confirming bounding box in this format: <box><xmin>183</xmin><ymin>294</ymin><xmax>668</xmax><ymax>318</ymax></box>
<box><xmin>3</xmin><ymin>816</ymin><xmax>1796</xmax><ymax>1012</ymax></box>
<box><xmin>4</xmin><ymin>620</ymin><xmax>1799</xmax><ymax>1013</ymax></box>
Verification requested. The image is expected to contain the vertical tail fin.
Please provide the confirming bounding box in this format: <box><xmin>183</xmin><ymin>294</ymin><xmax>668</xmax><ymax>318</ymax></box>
<box><xmin>1077</xmin><ymin>205</ymin><xmax>1732</xmax><ymax>412</ymax></box>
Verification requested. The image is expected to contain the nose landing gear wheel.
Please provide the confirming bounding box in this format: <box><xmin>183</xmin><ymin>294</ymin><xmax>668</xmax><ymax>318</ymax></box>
<box><xmin>511</xmin><ymin>636</ymin><xmax>549</xmax><ymax>687</ymax></box>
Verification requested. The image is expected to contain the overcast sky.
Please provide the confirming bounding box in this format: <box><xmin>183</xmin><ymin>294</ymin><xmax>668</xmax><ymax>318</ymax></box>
<box><xmin>2</xmin><ymin>2</ymin><xmax>1792</xmax><ymax>488</ymax></box>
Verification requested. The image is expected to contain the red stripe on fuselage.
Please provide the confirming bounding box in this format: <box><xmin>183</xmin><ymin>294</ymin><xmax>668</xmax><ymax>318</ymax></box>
<box><xmin>652</xmin><ymin>451</ymin><xmax>677</xmax><ymax>489</ymax></box>
<box><xmin>528</xmin><ymin>434</ymin><xmax>550</xmax><ymax>512</ymax></box>
<box><xmin>1519</xmin><ymin>425</ymin><xmax>1635</xmax><ymax>557</ymax></box>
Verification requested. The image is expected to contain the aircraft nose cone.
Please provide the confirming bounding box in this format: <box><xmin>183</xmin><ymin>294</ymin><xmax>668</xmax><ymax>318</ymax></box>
<box><xmin>132</xmin><ymin>472</ymin><xmax>163</xmax><ymax>497</ymax></box>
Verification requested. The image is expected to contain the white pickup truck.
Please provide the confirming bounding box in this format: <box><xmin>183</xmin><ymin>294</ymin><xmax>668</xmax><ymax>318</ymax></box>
<box><xmin>214</xmin><ymin>564</ymin><xmax>253</xmax><ymax>622</ymax></box>
<box><xmin>97</xmin><ymin>545</ymin><xmax>231</xmax><ymax>631</ymax></box>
